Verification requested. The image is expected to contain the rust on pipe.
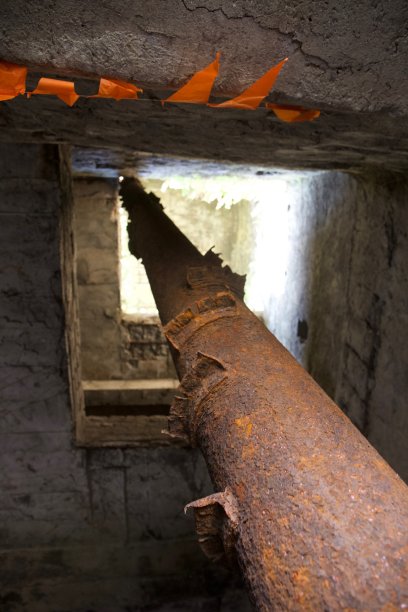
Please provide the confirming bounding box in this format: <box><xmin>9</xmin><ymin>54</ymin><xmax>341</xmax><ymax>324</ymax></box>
<box><xmin>120</xmin><ymin>178</ymin><xmax>408</xmax><ymax>611</ymax></box>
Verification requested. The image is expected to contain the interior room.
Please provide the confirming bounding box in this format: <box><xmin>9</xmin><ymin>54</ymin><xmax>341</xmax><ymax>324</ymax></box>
<box><xmin>1</xmin><ymin>2</ymin><xmax>408</xmax><ymax>610</ymax></box>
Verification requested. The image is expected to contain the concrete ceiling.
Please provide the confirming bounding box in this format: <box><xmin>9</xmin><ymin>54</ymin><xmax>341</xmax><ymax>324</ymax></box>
<box><xmin>1</xmin><ymin>1</ymin><xmax>408</xmax><ymax>174</ymax></box>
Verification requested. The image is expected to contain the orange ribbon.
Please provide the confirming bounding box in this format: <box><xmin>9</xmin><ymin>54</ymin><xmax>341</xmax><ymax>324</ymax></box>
<box><xmin>91</xmin><ymin>77</ymin><xmax>142</xmax><ymax>100</ymax></box>
<box><xmin>0</xmin><ymin>60</ymin><xmax>27</xmax><ymax>101</ymax></box>
<box><xmin>29</xmin><ymin>77</ymin><xmax>79</xmax><ymax>106</ymax></box>
<box><xmin>265</xmin><ymin>102</ymin><xmax>320</xmax><ymax>122</ymax></box>
<box><xmin>163</xmin><ymin>52</ymin><xmax>220</xmax><ymax>105</ymax></box>
<box><xmin>0</xmin><ymin>55</ymin><xmax>321</xmax><ymax>122</ymax></box>
<box><xmin>210</xmin><ymin>58</ymin><xmax>288</xmax><ymax>110</ymax></box>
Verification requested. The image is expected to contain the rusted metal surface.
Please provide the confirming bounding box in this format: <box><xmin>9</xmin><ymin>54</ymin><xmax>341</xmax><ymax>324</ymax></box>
<box><xmin>121</xmin><ymin>178</ymin><xmax>408</xmax><ymax>611</ymax></box>
<box><xmin>184</xmin><ymin>487</ymin><xmax>239</xmax><ymax>566</ymax></box>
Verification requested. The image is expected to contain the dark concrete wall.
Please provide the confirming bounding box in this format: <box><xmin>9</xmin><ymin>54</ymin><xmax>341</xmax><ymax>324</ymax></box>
<box><xmin>265</xmin><ymin>171</ymin><xmax>408</xmax><ymax>482</ymax></box>
<box><xmin>264</xmin><ymin>172</ymin><xmax>356</xmax><ymax>388</ymax></box>
<box><xmin>334</xmin><ymin>173</ymin><xmax>408</xmax><ymax>481</ymax></box>
<box><xmin>0</xmin><ymin>143</ymin><xmax>250</xmax><ymax>611</ymax></box>
<box><xmin>0</xmin><ymin>141</ymin><xmax>407</xmax><ymax>611</ymax></box>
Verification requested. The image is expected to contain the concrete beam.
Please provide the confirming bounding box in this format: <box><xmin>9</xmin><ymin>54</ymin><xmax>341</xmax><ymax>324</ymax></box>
<box><xmin>1</xmin><ymin>95</ymin><xmax>408</xmax><ymax>172</ymax></box>
<box><xmin>1</xmin><ymin>1</ymin><xmax>407</xmax><ymax>116</ymax></box>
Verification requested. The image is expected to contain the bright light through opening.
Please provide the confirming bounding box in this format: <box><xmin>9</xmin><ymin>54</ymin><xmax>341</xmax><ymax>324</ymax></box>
<box><xmin>245</xmin><ymin>179</ymin><xmax>290</xmax><ymax>313</ymax></box>
<box><xmin>118</xmin><ymin>175</ymin><xmax>294</xmax><ymax>320</ymax></box>
<box><xmin>118</xmin><ymin>205</ymin><xmax>158</xmax><ymax>317</ymax></box>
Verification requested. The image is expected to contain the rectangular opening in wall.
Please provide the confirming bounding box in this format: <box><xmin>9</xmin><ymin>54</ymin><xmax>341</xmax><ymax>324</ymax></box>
<box><xmin>70</xmin><ymin>163</ymin><xmax>322</xmax><ymax>446</ymax></box>
<box><xmin>70</xmin><ymin>178</ymin><xmax>178</xmax><ymax>446</ymax></box>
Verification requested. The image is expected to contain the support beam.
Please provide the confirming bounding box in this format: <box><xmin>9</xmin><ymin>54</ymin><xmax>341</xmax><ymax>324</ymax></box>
<box><xmin>2</xmin><ymin>1</ymin><xmax>408</xmax><ymax>116</ymax></box>
<box><xmin>121</xmin><ymin>178</ymin><xmax>408</xmax><ymax>610</ymax></box>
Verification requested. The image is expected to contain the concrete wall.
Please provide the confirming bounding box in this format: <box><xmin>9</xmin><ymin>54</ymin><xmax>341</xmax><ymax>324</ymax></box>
<box><xmin>2</xmin><ymin>1</ymin><xmax>408</xmax><ymax>117</ymax></box>
<box><xmin>334</xmin><ymin>173</ymin><xmax>408</xmax><ymax>482</ymax></box>
<box><xmin>73</xmin><ymin>178</ymin><xmax>123</xmax><ymax>380</ymax></box>
<box><xmin>1</xmin><ymin>141</ymin><xmax>407</xmax><ymax>611</ymax></box>
<box><xmin>122</xmin><ymin>317</ymin><xmax>176</xmax><ymax>380</ymax></box>
<box><xmin>264</xmin><ymin>172</ymin><xmax>355</xmax><ymax>388</ymax></box>
<box><xmin>151</xmin><ymin>180</ymin><xmax>253</xmax><ymax>278</ymax></box>
<box><xmin>0</xmin><ymin>143</ymin><xmax>251</xmax><ymax>611</ymax></box>
<box><xmin>73</xmin><ymin>178</ymin><xmax>177</xmax><ymax>381</ymax></box>
<box><xmin>265</xmin><ymin>171</ymin><xmax>408</xmax><ymax>482</ymax></box>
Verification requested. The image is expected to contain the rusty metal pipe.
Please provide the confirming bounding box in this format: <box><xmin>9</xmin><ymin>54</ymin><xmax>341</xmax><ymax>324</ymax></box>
<box><xmin>121</xmin><ymin>178</ymin><xmax>408</xmax><ymax>611</ymax></box>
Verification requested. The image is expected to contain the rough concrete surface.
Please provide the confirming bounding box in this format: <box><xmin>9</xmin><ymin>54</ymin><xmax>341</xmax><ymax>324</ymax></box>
<box><xmin>1</xmin><ymin>0</ymin><xmax>407</xmax><ymax>116</ymax></box>
<box><xmin>335</xmin><ymin>172</ymin><xmax>408</xmax><ymax>481</ymax></box>
<box><xmin>73</xmin><ymin>178</ymin><xmax>124</xmax><ymax>380</ymax></box>
<box><xmin>1</xmin><ymin>95</ymin><xmax>408</xmax><ymax>174</ymax></box>
<box><xmin>263</xmin><ymin>170</ymin><xmax>408</xmax><ymax>482</ymax></box>
<box><xmin>0</xmin><ymin>143</ymin><xmax>252</xmax><ymax>611</ymax></box>
<box><xmin>0</xmin><ymin>2</ymin><xmax>408</xmax><ymax>174</ymax></box>
<box><xmin>122</xmin><ymin>317</ymin><xmax>176</xmax><ymax>380</ymax></box>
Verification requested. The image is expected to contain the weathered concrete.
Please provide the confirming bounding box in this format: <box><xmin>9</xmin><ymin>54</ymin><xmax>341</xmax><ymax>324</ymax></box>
<box><xmin>0</xmin><ymin>142</ymin><xmax>251</xmax><ymax>611</ymax></box>
<box><xmin>335</xmin><ymin>172</ymin><xmax>408</xmax><ymax>482</ymax></box>
<box><xmin>122</xmin><ymin>317</ymin><xmax>176</xmax><ymax>379</ymax></box>
<box><xmin>263</xmin><ymin>172</ymin><xmax>355</xmax><ymax>390</ymax></box>
<box><xmin>263</xmin><ymin>171</ymin><xmax>408</xmax><ymax>482</ymax></box>
<box><xmin>1</xmin><ymin>96</ymin><xmax>408</xmax><ymax>174</ymax></box>
<box><xmin>1</xmin><ymin>0</ymin><xmax>407</xmax><ymax>116</ymax></box>
<box><xmin>73</xmin><ymin>178</ymin><xmax>123</xmax><ymax>380</ymax></box>
<box><xmin>1</xmin><ymin>139</ymin><xmax>407</xmax><ymax>609</ymax></box>
<box><xmin>0</xmin><ymin>2</ymin><xmax>408</xmax><ymax>174</ymax></box>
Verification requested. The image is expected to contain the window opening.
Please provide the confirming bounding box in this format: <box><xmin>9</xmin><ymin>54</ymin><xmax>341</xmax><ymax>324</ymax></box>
<box><xmin>72</xmin><ymin>169</ymin><xmax>317</xmax><ymax>447</ymax></box>
<box><xmin>118</xmin><ymin>174</ymin><xmax>297</xmax><ymax>321</ymax></box>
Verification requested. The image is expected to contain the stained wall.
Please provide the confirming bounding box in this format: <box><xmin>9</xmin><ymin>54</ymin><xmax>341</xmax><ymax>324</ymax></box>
<box><xmin>0</xmin><ymin>141</ymin><xmax>407</xmax><ymax>612</ymax></box>
<box><xmin>0</xmin><ymin>143</ymin><xmax>250</xmax><ymax>612</ymax></box>
<box><xmin>265</xmin><ymin>171</ymin><xmax>408</xmax><ymax>482</ymax></box>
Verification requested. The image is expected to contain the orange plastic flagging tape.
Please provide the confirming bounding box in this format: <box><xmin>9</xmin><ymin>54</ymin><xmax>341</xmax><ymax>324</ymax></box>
<box><xmin>0</xmin><ymin>61</ymin><xmax>27</xmax><ymax>101</ymax></box>
<box><xmin>0</xmin><ymin>57</ymin><xmax>321</xmax><ymax>122</ymax></box>
<box><xmin>265</xmin><ymin>102</ymin><xmax>320</xmax><ymax>122</ymax></box>
<box><xmin>209</xmin><ymin>57</ymin><xmax>288</xmax><ymax>110</ymax></box>
<box><xmin>29</xmin><ymin>77</ymin><xmax>79</xmax><ymax>107</ymax></box>
<box><xmin>91</xmin><ymin>78</ymin><xmax>142</xmax><ymax>100</ymax></box>
<box><xmin>163</xmin><ymin>52</ymin><xmax>220</xmax><ymax>105</ymax></box>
